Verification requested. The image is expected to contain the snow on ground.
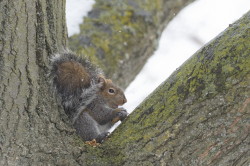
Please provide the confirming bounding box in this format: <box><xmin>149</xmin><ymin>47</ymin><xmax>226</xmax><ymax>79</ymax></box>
<box><xmin>122</xmin><ymin>0</ymin><xmax>250</xmax><ymax>112</ymax></box>
<box><xmin>66</xmin><ymin>0</ymin><xmax>250</xmax><ymax>114</ymax></box>
<box><xmin>66</xmin><ymin>0</ymin><xmax>95</xmax><ymax>36</ymax></box>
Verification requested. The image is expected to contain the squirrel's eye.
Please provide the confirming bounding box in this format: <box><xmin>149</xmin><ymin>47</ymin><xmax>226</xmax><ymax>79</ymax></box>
<box><xmin>108</xmin><ymin>88</ymin><xmax>115</xmax><ymax>94</ymax></box>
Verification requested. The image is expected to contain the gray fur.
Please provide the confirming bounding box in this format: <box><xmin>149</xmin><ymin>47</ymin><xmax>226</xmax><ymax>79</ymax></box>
<box><xmin>72</xmin><ymin>81</ymin><xmax>102</xmax><ymax>124</ymax></box>
<box><xmin>50</xmin><ymin>51</ymin><xmax>127</xmax><ymax>143</ymax></box>
<box><xmin>74</xmin><ymin>96</ymin><xmax>127</xmax><ymax>142</ymax></box>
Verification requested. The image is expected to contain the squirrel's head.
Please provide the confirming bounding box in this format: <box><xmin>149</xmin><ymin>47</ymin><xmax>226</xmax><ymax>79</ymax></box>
<box><xmin>98</xmin><ymin>76</ymin><xmax>127</xmax><ymax>109</ymax></box>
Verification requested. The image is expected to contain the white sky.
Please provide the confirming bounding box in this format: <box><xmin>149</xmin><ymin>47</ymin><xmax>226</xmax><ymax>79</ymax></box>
<box><xmin>66</xmin><ymin>0</ymin><xmax>250</xmax><ymax>115</ymax></box>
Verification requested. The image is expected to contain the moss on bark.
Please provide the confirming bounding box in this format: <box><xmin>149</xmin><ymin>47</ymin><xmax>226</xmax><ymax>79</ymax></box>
<box><xmin>80</xmin><ymin>11</ymin><xmax>250</xmax><ymax>165</ymax></box>
<box><xmin>69</xmin><ymin>0</ymin><xmax>195</xmax><ymax>88</ymax></box>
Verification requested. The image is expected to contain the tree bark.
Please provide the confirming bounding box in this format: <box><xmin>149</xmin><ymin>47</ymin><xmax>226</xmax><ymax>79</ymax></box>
<box><xmin>0</xmin><ymin>1</ymin><xmax>78</xmax><ymax>165</ymax></box>
<box><xmin>69</xmin><ymin>0</ymin><xmax>195</xmax><ymax>88</ymax></box>
<box><xmin>0</xmin><ymin>0</ymin><xmax>196</xmax><ymax>165</ymax></box>
<box><xmin>77</xmin><ymin>11</ymin><xmax>250</xmax><ymax>165</ymax></box>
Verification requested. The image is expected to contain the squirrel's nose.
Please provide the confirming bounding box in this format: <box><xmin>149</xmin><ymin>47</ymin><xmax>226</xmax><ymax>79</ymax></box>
<box><xmin>123</xmin><ymin>97</ymin><xmax>127</xmax><ymax>104</ymax></box>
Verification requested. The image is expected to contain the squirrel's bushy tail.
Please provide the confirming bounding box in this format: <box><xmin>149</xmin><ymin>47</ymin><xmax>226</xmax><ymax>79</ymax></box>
<box><xmin>50</xmin><ymin>51</ymin><xmax>102</xmax><ymax>98</ymax></box>
<box><xmin>50</xmin><ymin>51</ymin><xmax>103</xmax><ymax>120</ymax></box>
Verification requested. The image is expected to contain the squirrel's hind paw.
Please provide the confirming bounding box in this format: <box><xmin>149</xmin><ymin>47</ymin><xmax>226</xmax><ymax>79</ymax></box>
<box><xmin>95</xmin><ymin>132</ymin><xmax>110</xmax><ymax>143</ymax></box>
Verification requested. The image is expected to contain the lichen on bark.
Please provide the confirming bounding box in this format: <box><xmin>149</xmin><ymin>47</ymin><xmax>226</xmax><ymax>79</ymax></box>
<box><xmin>80</xmin><ymin>11</ymin><xmax>250</xmax><ymax>166</ymax></box>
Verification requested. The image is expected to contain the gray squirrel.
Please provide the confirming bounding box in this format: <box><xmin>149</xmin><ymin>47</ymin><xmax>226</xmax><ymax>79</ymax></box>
<box><xmin>50</xmin><ymin>51</ymin><xmax>128</xmax><ymax>143</ymax></box>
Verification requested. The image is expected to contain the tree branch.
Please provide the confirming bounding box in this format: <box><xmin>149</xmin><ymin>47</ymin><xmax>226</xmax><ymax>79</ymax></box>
<box><xmin>69</xmin><ymin>0</ymin><xmax>195</xmax><ymax>88</ymax></box>
<box><xmin>79</xmin><ymin>11</ymin><xmax>250</xmax><ymax>166</ymax></box>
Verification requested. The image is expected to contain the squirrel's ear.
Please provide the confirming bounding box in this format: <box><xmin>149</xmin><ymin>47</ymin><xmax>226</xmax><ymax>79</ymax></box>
<box><xmin>98</xmin><ymin>75</ymin><xmax>106</xmax><ymax>89</ymax></box>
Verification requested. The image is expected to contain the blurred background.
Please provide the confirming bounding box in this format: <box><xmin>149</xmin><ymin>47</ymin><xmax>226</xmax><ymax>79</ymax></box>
<box><xmin>66</xmin><ymin>0</ymin><xmax>250</xmax><ymax>114</ymax></box>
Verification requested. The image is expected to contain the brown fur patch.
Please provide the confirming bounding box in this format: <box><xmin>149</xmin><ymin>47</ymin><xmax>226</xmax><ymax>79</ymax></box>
<box><xmin>57</xmin><ymin>61</ymin><xmax>90</xmax><ymax>90</ymax></box>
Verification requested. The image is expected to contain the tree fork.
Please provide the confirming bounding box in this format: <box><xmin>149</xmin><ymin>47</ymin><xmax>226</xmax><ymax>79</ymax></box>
<box><xmin>0</xmin><ymin>0</ymin><xmax>249</xmax><ymax>165</ymax></box>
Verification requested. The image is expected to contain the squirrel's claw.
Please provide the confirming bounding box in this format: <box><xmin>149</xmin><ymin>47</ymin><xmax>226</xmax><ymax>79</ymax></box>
<box><xmin>117</xmin><ymin>108</ymin><xmax>128</xmax><ymax>121</ymax></box>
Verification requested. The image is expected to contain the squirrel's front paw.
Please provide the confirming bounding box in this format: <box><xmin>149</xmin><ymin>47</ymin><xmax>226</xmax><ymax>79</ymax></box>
<box><xmin>118</xmin><ymin>108</ymin><xmax>128</xmax><ymax>121</ymax></box>
<box><xmin>112</xmin><ymin>108</ymin><xmax>128</xmax><ymax>123</ymax></box>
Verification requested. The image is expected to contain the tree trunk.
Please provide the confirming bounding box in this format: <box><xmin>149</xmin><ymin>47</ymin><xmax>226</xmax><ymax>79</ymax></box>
<box><xmin>0</xmin><ymin>1</ymin><xmax>78</xmax><ymax>165</ymax></box>
<box><xmin>69</xmin><ymin>0</ymin><xmax>195</xmax><ymax>88</ymax></box>
<box><xmin>77</xmin><ymin>11</ymin><xmax>250</xmax><ymax>165</ymax></box>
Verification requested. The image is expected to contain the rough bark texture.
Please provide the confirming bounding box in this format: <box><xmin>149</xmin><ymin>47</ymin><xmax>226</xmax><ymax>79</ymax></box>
<box><xmin>0</xmin><ymin>0</ymin><xmax>198</xmax><ymax>165</ymax></box>
<box><xmin>69</xmin><ymin>0</ymin><xmax>195</xmax><ymax>89</ymax></box>
<box><xmin>0</xmin><ymin>1</ymin><xmax>79</xmax><ymax>165</ymax></box>
<box><xmin>78</xmin><ymin>12</ymin><xmax>250</xmax><ymax>165</ymax></box>
<box><xmin>0</xmin><ymin>0</ymin><xmax>249</xmax><ymax>165</ymax></box>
